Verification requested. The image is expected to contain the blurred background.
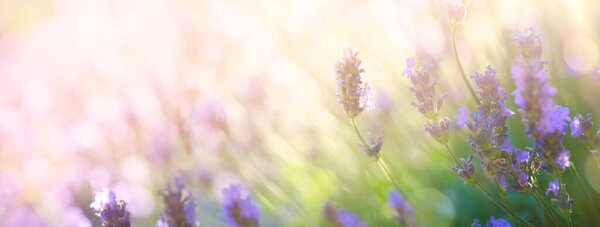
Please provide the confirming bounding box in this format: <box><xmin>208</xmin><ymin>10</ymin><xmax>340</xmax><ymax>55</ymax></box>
<box><xmin>0</xmin><ymin>0</ymin><xmax>600</xmax><ymax>226</ymax></box>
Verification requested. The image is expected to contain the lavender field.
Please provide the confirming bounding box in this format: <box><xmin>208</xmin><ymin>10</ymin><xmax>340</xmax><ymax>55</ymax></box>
<box><xmin>1</xmin><ymin>0</ymin><xmax>600</xmax><ymax>226</ymax></box>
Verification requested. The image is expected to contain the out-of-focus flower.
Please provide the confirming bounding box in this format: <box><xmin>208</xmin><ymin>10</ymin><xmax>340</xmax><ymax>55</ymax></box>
<box><xmin>387</xmin><ymin>189</ymin><xmax>413</xmax><ymax>226</ymax></box>
<box><xmin>323</xmin><ymin>202</ymin><xmax>366</xmax><ymax>227</ymax></box>
<box><xmin>359</xmin><ymin>131</ymin><xmax>385</xmax><ymax>161</ymax></box>
<box><xmin>452</xmin><ymin>155</ymin><xmax>476</xmax><ymax>184</ymax></box>
<box><xmin>90</xmin><ymin>188</ymin><xmax>130</xmax><ymax>227</ymax></box>
<box><xmin>157</xmin><ymin>179</ymin><xmax>198</xmax><ymax>227</ymax></box>
<box><xmin>403</xmin><ymin>58</ymin><xmax>446</xmax><ymax>120</ymax></box>
<box><xmin>511</xmin><ymin>28</ymin><xmax>571</xmax><ymax>177</ymax></box>
<box><xmin>220</xmin><ymin>184</ymin><xmax>260</xmax><ymax>227</ymax></box>
<box><xmin>546</xmin><ymin>178</ymin><xmax>573</xmax><ymax>212</ymax></box>
<box><xmin>445</xmin><ymin>0</ymin><xmax>469</xmax><ymax>27</ymax></box>
<box><xmin>472</xmin><ymin>216</ymin><xmax>511</xmax><ymax>227</ymax></box>
<box><xmin>334</xmin><ymin>49</ymin><xmax>374</xmax><ymax>118</ymax></box>
<box><xmin>511</xmin><ymin>27</ymin><xmax>543</xmax><ymax>60</ymax></box>
<box><xmin>424</xmin><ymin>117</ymin><xmax>452</xmax><ymax>144</ymax></box>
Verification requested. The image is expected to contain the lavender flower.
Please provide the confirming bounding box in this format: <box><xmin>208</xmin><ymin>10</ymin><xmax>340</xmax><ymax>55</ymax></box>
<box><xmin>323</xmin><ymin>202</ymin><xmax>366</xmax><ymax>227</ymax></box>
<box><xmin>546</xmin><ymin>178</ymin><xmax>573</xmax><ymax>212</ymax></box>
<box><xmin>157</xmin><ymin>180</ymin><xmax>198</xmax><ymax>227</ymax></box>
<box><xmin>445</xmin><ymin>0</ymin><xmax>469</xmax><ymax>27</ymax></box>
<box><xmin>387</xmin><ymin>189</ymin><xmax>413</xmax><ymax>226</ymax></box>
<box><xmin>334</xmin><ymin>49</ymin><xmax>374</xmax><ymax>118</ymax></box>
<box><xmin>511</xmin><ymin>28</ymin><xmax>571</xmax><ymax>175</ymax></box>
<box><xmin>457</xmin><ymin>66</ymin><xmax>535</xmax><ymax>192</ymax></box>
<box><xmin>359</xmin><ymin>131</ymin><xmax>385</xmax><ymax>161</ymax></box>
<box><xmin>570</xmin><ymin>113</ymin><xmax>597</xmax><ymax>148</ymax></box>
<box><xmin>220</xmin><ymin>184</ymin><xmax>260</xmax><ymax>227</ymax></box>
<box><xmin>511</xmin><ymin>27</ymin><xmax>542</xmax><ymax>60</ymax></box>
<box><xmin>404</xmin><ymin>58</ymin><xmax>452</xmax><ymax>145</ymax></box>
<box><xmin>452</xmin><ymin>155</ymin><xmax>477</xmax><ymax>184</ymax></box>
<box><xmin>403</xmin><ymin>58</ymin><xmax>446</xmax><ymax>120</ymax></box>
<box><xmin>90</xmin><ymin>188</ymin><xmax>130</xmax><ymax>227</ymax></box>
<box><xmin>472</xmin><ymin>216</ymin><xmax>511</xmax><ymax>227</ymax></box>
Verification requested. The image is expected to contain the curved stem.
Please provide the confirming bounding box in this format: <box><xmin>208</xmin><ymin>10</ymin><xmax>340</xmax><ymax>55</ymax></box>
<box><xmin>474</xmin><ymin>182</ymin><xmax>534</xmax><ymax>227</ymax></box>
<box><xmin>443</xmin><ymin>143</ymin><xmax>461</xmax><ymax>166</ymax></box>
<box><xmin>451</xmin><ymin>27</ymin><xmax>481</xmax><ymax>106</ymax></box>
<box><xmin>350</xmin><ymin>118</ymin><xmax>406</xmax><ymax>195</ymax></box>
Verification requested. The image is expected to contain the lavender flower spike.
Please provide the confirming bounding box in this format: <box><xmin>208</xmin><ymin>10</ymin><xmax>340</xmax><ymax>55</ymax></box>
<box><xmin>90</xmin><ymin>188</ymin><xmax>130</xmax><ymax>227</ymax></box>
<box><xmin>387</xmin><ymin>189</ymin><xmax>413</xmax><ymax>226</ymax></box>
<box><xmin>472</xmin><ymin>216</ymin><xmax>511</xmax><ymax>227</ymax></box>
<box><xmin>546</xmin><ymin>178</ymin><xmax>573</xmax><ymax>212</ymax></box>
<box><xmin>445</xmin><ymin>0</ymin><xmax>469</xmax><ymax>27</ymax></box>
<box><xmin>157</xmin><ymin>179</ymin><xmax>198</xmax><ymax>227</ymax></box>
<box><xmin>334</xmin><ymin>49</ymin><xmax>374</xmax><ymax>118</ymax></box>
<box><xmin>220</xmin><ymin>184</ymin><xmax>260</xmax><ymax>227</ymax></box>
<box><xmin>452</xmin><ymin>155</ymin><xmax>476</xmax><ymax>184</ymax></box>
<box><xmin>323</xmin><ymin>202</ymin><xmax>366</xmax><ymax>227</ymax></box>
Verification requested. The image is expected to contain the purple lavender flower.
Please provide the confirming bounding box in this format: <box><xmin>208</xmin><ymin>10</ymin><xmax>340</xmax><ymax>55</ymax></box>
<box><xmin>570</xmin><ymin>115</ymin><xmax>582</xmax><ymax>137</ymax></box>
<box><xmin>334</xmin><ymin>49</ymin><xmax>374</xmax><ymax>118</ymax></box>
<box><xmin>570</xmin><ymin>113</ymin><xmax>595</xmax><ymax>147</ymax></box>
<box><xmin>323</xmin><ymin>202</ymin><xmax>366</xmax><ymax>227</ymax></box>
<box><xmin>457</xmin><ymin>66</ymin><xmax>536</xmax><ymax>191</ymax></box>
<box><xmin>445</xmin><ymin>0</ymin><xmax>469</xmax><ymax>27</ymax></box>
<box><xmin>511</xmin><ymin>27</ymin><xmax>542</xmax><ymax>60</ymax></box>
<box><xmin>220</xmin><ymin>184</ymin><xmax>260</xmax><ymax>227</ymax></box>
<box><xmin>452</xmin><ymin>155</ymin><xmax>477</xmax><ymax>184</ymax></box>
<box><xmin>359</xmin><ymin>131</ymin><xmax>385</xmax><ymax>161</ymax></box>
<box><xmin>90</xmin><ymin>188</ymin><xmax>130</xmax><ymax>227</ymax></box>
<box><xmin>157</xmin><ymin>179</ymin><xmax>198</xmax><ymax>227</ymax></box>
<box><xmin>546</xmin><ymin>178</ymin><xmax>573</xmax><ymax>212</ymax></box>
<box><xmin>403</xmin><ymin>58</ymin><xmax>447</xmax><ymax>120</ymax></box>
<box><xmin>425</xmin><ymin>117</ymin><xmax>452</xmax><ymax>144</ymax></box>
<box><xmin>472</xmin><ymin>216</ymin><xmax>511</xmax><ymax>227</ymax></box>
<box><xmin>511</xmin><ymin>27</ymin><xmax>572</xmax><ymax>176</ymax></box>
<box><xmin>387</xmin><ymin>189</ymin><xmax>413</xmax><ymax>226</ymax></box>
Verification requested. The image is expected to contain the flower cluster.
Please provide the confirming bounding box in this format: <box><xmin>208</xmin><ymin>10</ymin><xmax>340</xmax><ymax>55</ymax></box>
<box><xmin>156</xmin><ymin>180</ymin><xmax>198</xmax><ymax>227</ymax></box>
<box><xmin>90</xmin><ymin>188</ymin><xmax>131</xmax><ymax>227</ymax></box>
<box><xmin>323</xmin><ymin>202</ymin><xmax>366</xmax><ymax>227</ymax></box>
<box><xmin>511</xmin><ymin>27</ymin><xmax>571</xmax><ymax>174</ymax></box>
<box><xmin>445</xmin><ymin>0</ymin><xmax>469</xmax><ymax>27</ymax></box>
<box><xmin>403</xmin><ymin>58</ymin><xmax>451</xmax><ymax>144</ymax></box>
<box><xmin>334</xmin><ymin>49</ymin><xmax>374</xmax><ymax>118</ymax></box>
<box><xmin>220</xmin><ymin>184</ymin><xmax>261</xmax><ymax>227</ymax></box>
<box><xmin>472</xmin><ymin>216</ymin><xmax>511</xmax><ymax>227</ymax></box>
<box><xmin>570</xmin><ymin>113</ymin><xmax>600</xmax><ymax>166</ymax></box>
<box><xmin>457</xmin><ymin>66</ymin><xmax>536</xmax><ymax>192</ymax></box>
<box><xmin>546</xmin><ymin>178</ymin><xmax>573</xmax><ymax>213</ymax></box>
<box><xmin>359</xmin><ymin>131</ymin><xmax>385</xmax><ymax>161</ymax></box>
<box><xmin>387</xmin><ymin>189</ymin><xmax>413</xmax><ymax>226</ymax></box>
<box><xmin>452</xmin><ymin>154</ymin><xmax>477</xmax><ymax>184</ymax></box>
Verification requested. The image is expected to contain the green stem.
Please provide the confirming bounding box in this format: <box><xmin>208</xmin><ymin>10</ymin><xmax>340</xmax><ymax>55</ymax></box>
<box><xmin>556</xmin><ymin>173</ymin><xmax>573</xmax><ymax>227</ymax></box>
<box><xmin>474</xmin><ymin>182</ymin><xmax>534</xmax><ymax>227</ymax></box>
<box><xmin>451</xmin><ymin>27</ymin><xmax>481</xmax><ymax>106</ymax></box>
<box><xmin>351</xmin><ymin>118</ymin><xmax>406</xmax><ymax>195</ymax></box>
<box><xmin>443</xmin><ymin>143</ymin><xmax>461</xmax><ymax>166</ymax></box>
<box><xmin>568</xmin><ymin>163</ymin><xmax>600</xmax><ymax>220</ymax></box>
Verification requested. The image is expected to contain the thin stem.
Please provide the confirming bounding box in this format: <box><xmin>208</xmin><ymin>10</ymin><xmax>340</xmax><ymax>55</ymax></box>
<box><xmin>474</xmin><ymin>182</ymin><xmax>534</xmax><ymax>227</ymax></box>
<box><xmin>350</xmin><ymin>118</ymin><xmax>406</xmax><ymax>195</ymax></box>
<box><xmin>443</xmin><ymin>143</ymin><xmax>461</xmax><ymax>166</ymax></box>
<box><xmin>378</xmin><ymin>158</ymin><xmax>406</xmax><ymax>196</ymax></box>
<box><xmin>568</xmin><ymin>163</ymin><xmax>600</xmax><ymax>220</ymax></box>
<box><xmin>451</xmin><ymin>27</ymin><xmax>481</xmax><ymax>106</ymax></box>
<box><xmin>566</xmin><ymin>213</ymin><xmax>573</xmax><ymax>227</ymax></box>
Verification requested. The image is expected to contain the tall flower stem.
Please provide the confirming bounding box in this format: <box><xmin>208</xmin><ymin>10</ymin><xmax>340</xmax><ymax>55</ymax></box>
<box><xmin>443</xmin><ymin>143</ymin><xmax>461</xmax><ymax>166</ymax></box>
<box><xmin>351</xmin><ymin>118</ymin><xmax>406</xmax><ymax>196</ymax></box>
<box><xmin>474</xmin><ymin>182</ymin><xmax>534</xmax><ymax>227</ymax></box>
<box><xmin>451</xmin><ymin>27</ymin><xmax>481</xmax><ymax>106</ymax></box>
<box><xmin>568</xmin><ymin>163</ymin><xmax>600</xmax><ymax>220</ymax></box>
